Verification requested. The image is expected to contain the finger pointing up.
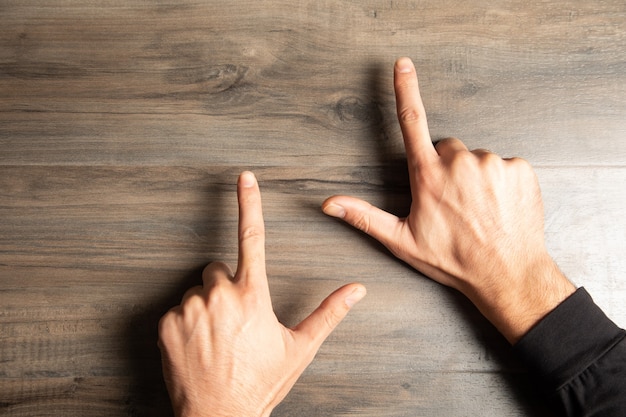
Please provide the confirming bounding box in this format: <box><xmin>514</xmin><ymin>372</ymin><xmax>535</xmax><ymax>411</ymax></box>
<box><xmin>394</xmin><ymin>57</ymin><xmax>438</xmax><ymax>168</ymax></box>
<box><xmin>236</xmin><ymin>171</ymin><xmax>267</xmax><ymax>286</ymax></box>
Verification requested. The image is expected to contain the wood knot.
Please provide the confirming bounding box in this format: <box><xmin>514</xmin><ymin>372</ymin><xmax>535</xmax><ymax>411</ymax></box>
<box><xmin>166</xmin><ymin>64</ymin><xmax>248</xmax><ymax>94</ymax></box>
<box><xmin>332</xmin><ymin>96</ymin><xmax>382</xmax><ymax>126</ymax></box>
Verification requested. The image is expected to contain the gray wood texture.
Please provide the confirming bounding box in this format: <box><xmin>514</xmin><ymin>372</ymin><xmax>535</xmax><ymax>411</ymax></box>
<box><xmin>1</xmin><ymin>1</ymin><xmax>625</xmax><ymax>416</ymax></box>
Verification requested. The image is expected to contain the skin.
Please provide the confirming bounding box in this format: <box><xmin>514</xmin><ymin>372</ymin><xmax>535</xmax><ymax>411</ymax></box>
<box><xmin>158</xmin><ymin>171</ymin><xmax>366</xmax><ymax>417</ymax></box>
<box><xmin>158</xmin><ymin>57</ymin><xmax>576</xmax><ymax>416</ymax></box>
<box><xmin>323</xmin><ymin>57</ymin><xmax>575</xmax><ymax>344</ymax></box>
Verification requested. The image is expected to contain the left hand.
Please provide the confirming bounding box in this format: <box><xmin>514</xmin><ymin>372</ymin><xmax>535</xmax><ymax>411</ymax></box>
<box><xmin>158</xmin><ymin>171</ymin><xmax>366</xmax><ymax>417</ymax></box>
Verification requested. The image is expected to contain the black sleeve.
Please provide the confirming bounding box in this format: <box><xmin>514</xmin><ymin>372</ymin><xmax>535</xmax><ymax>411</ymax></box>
<box><xmin>513</xmin><ymin>287</ymin><xmax>626</xmax><ymax>416</ymax></box>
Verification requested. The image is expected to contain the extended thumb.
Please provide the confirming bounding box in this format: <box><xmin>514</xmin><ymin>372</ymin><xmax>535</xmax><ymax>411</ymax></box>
<box><xmin>294</xmin><ymin>283</ymin><xmax>366</xmax><ymax>346</ymax></box>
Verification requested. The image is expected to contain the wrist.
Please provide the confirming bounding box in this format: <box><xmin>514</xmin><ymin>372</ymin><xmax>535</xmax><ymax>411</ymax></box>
<box><xmin>176</xmin><ymin>399</ymin><xmax>271</xmax><ymax>417</ymax></box>
<box><xmin>178</xmin><ymin>408</ymin><xmax>271</xmax><ymax>417</ymax></box>
<box><xmin>464</xmin><ymin>254</ymin><xmax>576</xmax><ymax>344</ymax></box>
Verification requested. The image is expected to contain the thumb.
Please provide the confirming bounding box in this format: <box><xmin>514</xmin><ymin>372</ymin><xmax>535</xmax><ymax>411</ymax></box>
<box><xmin>322</xmin><ymin>195</ymin><xmax>403</xmax><ymax>250</ymax></box>
<box><xmin>293</xmin><ymin>283</ymin><xmax>366</xmax><ymax>350</ymax></box>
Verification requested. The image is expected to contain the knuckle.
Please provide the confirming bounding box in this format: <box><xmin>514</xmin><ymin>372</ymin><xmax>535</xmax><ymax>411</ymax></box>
<box><xmin>186</xmin><ymin>292</ymin><xmax>209</xmax><ymax>311</ymax></box>
<box><xmin>398</xmin><ymin>107</ymin><xmax>421</xmax><ymax>124</ymax></box>
<box><xmin>352</xmin><ymin>210</ymin><xmax>371</xmax><ymax>234</ymax></box>
<box><xmin>434</xmin><ymin>139</ymin><xmax>451</xmax><ymax>152</ymax></box>
<box><xmin>240</xmin><ymin>224</ymin><xmax>264</xmax><ymax>243</ymax></box>
<box><xmin>508</xmin><ymin>156</ymin><xmax>531</xmax><ymax>169</ymax></box>
<box><xmin>206</xmin><ymin>282</ymin><xmax>231</xmax><ymax>306</ymax></box>
<box><xmin>435</xmin><ymin>137</ymin><xmax>466</xmax><ymax>157</ymax></box>
<box><xmin>470</xmin><ymin>147</ymin><xmax>490</xmax><ymax>157</ymax></box>
<box><xmin>479</xmin><ymin>151</ymin><xmax>501</xmax><ymax>165</ymax></box>
<box><xmin>158</xmin><ymin>311</ymin><xmax>175</xmax><ymax>336</ymax></box>
<box><xmin>322</xmin><ymin>306</ymin><xmax>342</xmax><ymax>331</ymax></box>
<box><xmin>450</xmin><ymin>149</ymin><xmax>474</xmax><ymax>167</ymax></box>
<box><xmin>510</xmin><ymin>157</ymin><xmax>538</xmax><ymax>181</ymax></box>
<box><xmin>205</xmin><ymin>261</ymin><xmax>231</xmax><ymax>274</ymax></box>
<box><xmin>203</xmin><ymin>261</ymin><xmax>234</xmax><ymax>285</ymax></box>
<box><xmin>158</xmin><ymin>309</ymin><xmax>181</xmax><ymax>346</ymax></box>
<box><xmin>436</xmin><ymin>137</ymin><xmax>460</xmax><ymax>147</ymax></box>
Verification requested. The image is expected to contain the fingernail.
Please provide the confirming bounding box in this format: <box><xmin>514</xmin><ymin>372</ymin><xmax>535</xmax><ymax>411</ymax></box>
<box><xmin>240</xmin><ymin>171</ymin><xmax>256</xmax><ymax>188</ymax></box>
<box><xmin>322</xmin><ymin>203</ymin><xmax>346</xmax><ymax>219</ymax></box>
<box><xmin>345</xmin><ymin>286</ymin><xmax>366</xmax><ymax>308</ymax></box>
<box><xmin>396</xmin><ymin>57</ymin><xmax>413</xmax><ymax>73</ymax></box>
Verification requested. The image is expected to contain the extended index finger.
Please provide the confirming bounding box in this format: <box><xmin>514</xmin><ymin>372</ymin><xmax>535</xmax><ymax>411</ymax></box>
<box><xmin>236</xmin><ymin>171</ymin><xmax>267</xmax><ymax>286</ymax></box>
<box><xmin>394</xmin><ymin>57</ymin><xmax>438</xmax><ymax>167</ymax></box>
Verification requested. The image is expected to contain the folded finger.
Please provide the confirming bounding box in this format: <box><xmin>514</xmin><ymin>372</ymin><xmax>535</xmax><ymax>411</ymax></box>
<box><xmin>202</xmin><ymin>261</ymin><xmax>235</xmax><ymax>288</ymax></box>
<box><xmin>435</xmin><ymin>137</ymin><xmax>469</xmax><ymax>158</ymax></box>
<box><xmin>180</xmin><ymin>285</ymin><xmax>204</xmax><ymax>304</ymax></box>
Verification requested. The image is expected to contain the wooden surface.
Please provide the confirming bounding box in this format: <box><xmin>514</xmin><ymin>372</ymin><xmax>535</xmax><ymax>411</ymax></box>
<box><xmin>1</xmin><ymin>1</ymin><xmax>625</xmax><ymax>416</ymax></box>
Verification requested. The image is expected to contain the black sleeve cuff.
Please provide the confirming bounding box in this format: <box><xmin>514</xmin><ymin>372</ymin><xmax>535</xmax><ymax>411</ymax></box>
<box><xmin>513</xmin><ymin>287</ymin><xmax>625</xmax><ymax>394</ymax></box>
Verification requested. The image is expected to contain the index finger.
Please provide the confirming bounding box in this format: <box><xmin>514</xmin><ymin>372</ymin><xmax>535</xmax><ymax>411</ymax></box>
<box><xmin>236</xmin><ymin>171</ymin><xmax>267</xmax><ymax>286</ymax></box>
<box><xmin>394</xmin><ymin>57</ymin><xmax>438</xmax><ymax>167</ymax></box>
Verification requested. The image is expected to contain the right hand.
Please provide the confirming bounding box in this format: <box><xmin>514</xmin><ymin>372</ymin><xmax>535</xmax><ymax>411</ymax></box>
<box><xmin>322</xmin><ymin>57</ymin><xmax>575</xmax><ymax>344</ymax></box>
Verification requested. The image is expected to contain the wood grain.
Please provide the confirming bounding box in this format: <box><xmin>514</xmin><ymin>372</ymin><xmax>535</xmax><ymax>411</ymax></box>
<box><xmin>1</xmin><ymin>1</ymin><xmax>625</xmax><ymax>416</ymax></box>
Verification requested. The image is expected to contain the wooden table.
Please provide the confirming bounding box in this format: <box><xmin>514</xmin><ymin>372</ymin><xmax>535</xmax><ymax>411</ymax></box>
<box><xmin>1</xmin><ymin>1</ymin><xmax>625</xmax><ymax>416</ymax></box>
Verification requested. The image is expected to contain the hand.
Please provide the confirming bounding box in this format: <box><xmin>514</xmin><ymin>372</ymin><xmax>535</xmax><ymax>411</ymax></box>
<box><xmin>322</xmin><ymin>57</ymin><xmax>574</xmax><ymax>344</ymax></box>
<box><xmin>158</xmin><ymin>171</ymin><xmax>366</xmax><ymax>417</ymax></box>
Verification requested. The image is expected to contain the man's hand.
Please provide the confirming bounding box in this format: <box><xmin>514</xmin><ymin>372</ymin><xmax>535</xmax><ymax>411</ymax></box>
<box><xmin>322</xmin><ymin>57</ymin><xmax>574</xmax><ymax>344</ymax></box>
<box><xmin>159</xmin><ymin>171</ymin><xmax>366</xmax><ymax>417</ymax></box>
